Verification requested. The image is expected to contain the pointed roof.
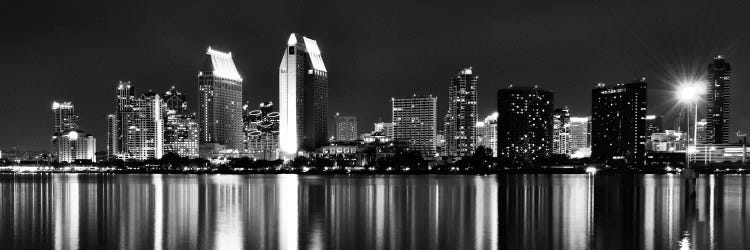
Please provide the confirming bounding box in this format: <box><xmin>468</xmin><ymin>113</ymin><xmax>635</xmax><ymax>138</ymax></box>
<box><xmin>200</xmin><ymin>47</ymin><xmax>243</xmax><ymax>81</ymax></box>
<box><xmin>286</xmin><ymin>33</ymin><xmax>327</xmax><ymax>72</ymax></box>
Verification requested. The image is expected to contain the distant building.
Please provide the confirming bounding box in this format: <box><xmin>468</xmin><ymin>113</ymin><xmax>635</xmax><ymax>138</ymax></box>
<box><xmin>108</xmin><ymin>82</ymin><xmax>164</xmax><ymax>160</ymax></box>
<box><xmin>553</xmin><ymin>108</ymin><xmax>571</xmax><ymax>155</ymax></box>
<box><xmin>444</xmin><ymin>67</ymin><xmax>479</xmax><ymax>156</ymax></box>
<box><xmin>496</xmin><ymin>86</ymin><xmax>554</xmax><ymax>163</ymax></box>
<box><xmin>569</xmin><ymin>116</ymin><xmax>591</xmax><ymax>158</ymax></box>
<box><xmin>162</xmin><ymin>87</ymin><xmax>198</xmax><ymax>158</ymax></box>
<box><xmin>374</xmin><ymin>122</ymin><xmax>394</xmax><ymax>139</ymax></box>
<box><xmin>243</xmin><ymin>102</ymin><xmax>280</xmax><ymax>160</ymax></box>
<box><xmin>704</xmin><ymin>56</ymin><xmax>731</xmax><ymax>144</ymax></box>
<box><xmin>648</xmin><ymin>130</ymin><xmax>686</xmax><ymax>152</ymax></box>
<box><xmin>198</xmin><ymin>47</ymin><xmax>244</xmax><ymax>150</ymax></box>
<box><xmin>591</xmin><ymin>80</ymin><xmax>647</xmax><ymax>166</ymax></box>
<box><xmin>279</xmin><ymin>33</ymin><xmax>329</xmax><ymax>156</ymax></box>
<box><xmin>392</xmin><ymin>95</ymin><xmax>438</xmax><ymax>157</ymax></box>
<box><xmin>476</xmin><ymin>113</ymin><xmax>498</xmax><ymax>157</ymax></box>
<box><xmin>52</xmin><ymin>130</ymin><xmax>96</xmax><ymax>163</ymax></box>
<box><xmin>335</xmin><ymin>114</ymin><xmax>358</xmax><ymax>141</ymax></box>
<box><xmin>52</xmin><ymin>101</ymin><xmax>78</xmax><ymax>133</ymax></box>
<box><xmin>645</xmin><ymin>115</ymin><xmax>663</xmax><ymax>136</ymax></box>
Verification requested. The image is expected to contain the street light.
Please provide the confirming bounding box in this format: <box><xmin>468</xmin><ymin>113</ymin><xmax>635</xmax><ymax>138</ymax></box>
<box><xmin>676</xmin><ymin>81</ymin><xmax>706</xmax><ymax>170</ymax></box>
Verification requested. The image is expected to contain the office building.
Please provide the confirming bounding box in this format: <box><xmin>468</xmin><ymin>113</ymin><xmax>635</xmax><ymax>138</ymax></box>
<box><xmin>108</xmin><ymin>82</ymin><xmax>164</xmax><ymax>160</ymax></box>
<box><xmin>476</xmin><ymin>113</ymin><xmax>498</xmax><ymax>157</ymax></box>
<box><xmin>52</xmin><ymin>130</ymin><xmax>96</xmax><ymax>163</ymax></box>
<box><xmin>645</xmin><ymin>115</ymin><xmax>663</xmax><ymax>136</ymax></box>
<box><xmin>704</xmin><ymin>56</ymin><xmax>731</xmax><ymax>144</ymax></box>
<box><xmin>52</xmin><ymin>101</ymin><xmax>78</xmax><ymax>133</ymax></box>
<box><xmin>243</xmin><ymin>101</ymin><xmax>280</xmax><ymax>160</ymax></box>
<box><xmin>279</xmin><ymin>33</ymin><xmax>329</xmax><ymax>156</ymax></box>
<box><xmin>553</xmin><ymin>108</ymin><xmax>571</xmax><ymax>155</ymax></box>
<box><xmin>444</xmin><ymin>67</ymin><xmax>479</xmax><ymax>156</ymax></box>
<box><xmin>392</xmin><ymin>95</ymin><xmax>438</xmax><ymax>157</ymax></box>
<box><xmin>591</xmin><ymin>80</ymin><xmax>647</xmax><ymax>166</ymax></box>
<box><xmin>569</xmin><ymin>116</ymin><xmax>591</xmax><ymax>158</ymax></box>
<box><xmin>163</xmin><ymin>87</ymin><xmax>199</xmax><ymax>158</ymax></box>
<box><xmin>374</xmin><ymin>122</ymin><xmax>394</xmax><ymax>139</ymax></box>
<box><xmin>198</xmin><ymin>47</ymin><xmax>244</xmax><ymax>150</ymax></box>
<box><xmin>496</xmin><ymin>86</ymin><xmax>554</xmax><ymax>162</ymax></box>
<box><xmin>335</xmin><ymin>113</ymin><xmax>357</xmax><ymax>141</ymax></box>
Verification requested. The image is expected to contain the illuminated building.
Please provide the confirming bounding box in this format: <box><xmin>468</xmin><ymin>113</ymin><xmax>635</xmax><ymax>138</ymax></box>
<box><xmin>591</xmin><ymin>80</ymin><xmax>647</xmax><ymax>166</ymax></box>
<box><xmin>163</xmin><ymin>87</ymin><xmax>198</xmax><ymax>158</ymax></box>
<box><xmin>52</xmin><ymin>101</ymin><xmax>78</xmax><ymax>133</ymax></box>
<box><xmin>496</xmin><ymin>86</ymin><xmax>554</xmax><ymax>163</ymax></box>
<box><xmin>569</xmin><ymin>117</ymin><xmax>591</xmax><ymax>158</ymax></box>
<box><xmin>704</xmin><ymin>56</ymin><xmax>731</xmax><ymax>144</ymax></box>
<box><xmin>645</xmin><ymin>115</ymin><xmax>663</xmax><ymax>136</ymax></box>
<box><xmin>243</xmin><ymin>102</ymin><xmax>280</xmax><ymax>160</ymax></box>
<box><xmin>392</xmin><ymin>95</ymin><xmax>438</xmax><ymax>157</ymax></box>
<box><xmin>335</xmin><ymin>113</ymin><xmax>357</xmax><ymax>141</ymax></box>
<box><xmin>476</xmin><ymin>113</ymin><xmax>498</xmax><ymax>157</ymax></box>
<box><xmin>648</xmin><ymin>130</ymin><xmax>686</xmax><ymax>152</ymax></box>
<box><xmin>51</xmin><ymin>130</ymin><xmax>96</xmax><ymax>163</ymax></box>
<box><xmin>444</xmin><ymin>67</ymin><xmax>479</xmax><ymax>157</ymax></box>
<box><xmin>279</xmin><ymin>33</ymin><xmax>329</xmax><ymax>156</ymax></box>
<box><xmin>374</xmin><ymin>122</ymin><xmax>394</xmax><ymax>139</ymax></box>
<box><xmin>108</xmin><ymin>82</ymin><xmax>164</xmax><ymax>160</ymax></box>
<box><xmin>552</xmin><ymin>107</ymin><xmax>571</xmax><ymax>155</ymax></box>
<box><xmin>198</xmin><ymin>47</ymin><xmax>244</xmax><ymax>150</ymax></box>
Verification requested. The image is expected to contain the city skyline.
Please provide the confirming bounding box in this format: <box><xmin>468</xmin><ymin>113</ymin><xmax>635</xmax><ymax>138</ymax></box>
<box><xmin>2</xmin><ymin>1</ymin><xmax>750</xmax><ymax>150</ymax></box>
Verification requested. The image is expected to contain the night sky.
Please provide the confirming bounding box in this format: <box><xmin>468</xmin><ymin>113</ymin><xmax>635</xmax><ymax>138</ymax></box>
<box><xmin>2</xmin><ymin>0</ymin><xmax>750</xmax><ymax>150</ymax></box>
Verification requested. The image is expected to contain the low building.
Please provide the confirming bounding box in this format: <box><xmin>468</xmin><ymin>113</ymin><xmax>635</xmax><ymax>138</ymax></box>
<box><xmin>51</xmin><ymin>130</ymin><xmax>96</xmax><ymax>163</ymax></box>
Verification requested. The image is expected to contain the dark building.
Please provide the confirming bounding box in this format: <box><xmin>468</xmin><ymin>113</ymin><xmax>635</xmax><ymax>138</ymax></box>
<box><xmin>496</xmin><ymin>86</ymin><xmax>554</xmax><ymax>164</ymax></box>
<box><xmin>704</xmin><ymin>56</ymin><xmax>731</xmax><ymax>144</ymax></box>
<box><xmin>444</xmin><ymin>67</ymin><xmax>479</xmax><ymax>157</ymax></box>
<box><xmin>645</xmin><ymin>115</ymin><xmax>663</xmax><ymax>136</ymax></box>
<box><xmin>591</xmin><ymin>80</ymin><xmax>647</xmax><ymax>166</ymax></box>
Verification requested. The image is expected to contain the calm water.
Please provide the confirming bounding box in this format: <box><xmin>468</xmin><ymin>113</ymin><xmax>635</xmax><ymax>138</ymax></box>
<box><xmin>0</xmin><ymin>174</ymin><xmax>748</xmax><ymax>250</ymax></box>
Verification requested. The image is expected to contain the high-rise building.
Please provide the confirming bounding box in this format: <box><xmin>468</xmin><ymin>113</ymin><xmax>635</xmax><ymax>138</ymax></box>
<box><xmin>279</xmin><ymin>33</ymin><xmax>329</xmax><ymax>156</ymax></box>
<box><xmin>334</xmin><ymin>114</ymin><xmax>357</xmax><ymax>141</ymax></box>
<box><xmin>569</xmin><ymin>116</ymin><xmax>591</xmax><ymax>158</ymax></box>
<box><xmin>444</xmin><ymin>67</ymin><xmax>479</xmax><ymax>157</ymax></box>
<box><xmin>553</xmin><ymin>108</ymin><xmax>571</xmax><ymax>155</ymax></box>
<box><xmin>198</xmin><ymin>47</ymin><xmax>244</xmax><ymax>150</ymax></box>
<box><xmin>704</xmin><ymin>56</ymin><xmax>731</xmax><ymax>144</ymax></box>
<box><xmin>52</xmin><ymin>130</ymin><xmax>96</xmax><ymax>163</ymax></box>
<box><xmin>476</xmin><ymin>113</ymin><xmax>498</xmax><ymax>157</ymax></box>
<box><xmin>496</xmin><ymin>86</ymin><xmax>554</xmax><ymax>163</ymax></box>
<box><xmin>645</xmin><ymin>115</ymin><xmax>663</xmax><ymax>136</ymax></box>
<box><xmin>392</xmin><ymin>95</ymin><xmax>438</xmax><ymax>157</ymax></box>
<box><xmin>591</xmin><ymin>80</ymin><xmax>647</xmax><ymax>166</ymax></box>
<box><xmin>162</xmin><ymin>87</ymin><xmax>199</xmax><ymax>158</ymax></box>
<box><xmin>108</xmin><ymin>82</ymin><xmax>164</xmax><ymax>160</ymax></box>
<box><xmin>52</xmin><ymin>101</ymin><xmax>78</xmax><ymax>133</ymax></box>
<box><xmin>243</xmin><ymin>102</ymin><xmax>280</xmax><ymax>160</ymax></box>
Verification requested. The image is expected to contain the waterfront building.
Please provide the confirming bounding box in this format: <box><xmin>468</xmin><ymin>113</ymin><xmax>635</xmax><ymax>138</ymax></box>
<box><xmin>591</xmin><ymin>79</ymin><xmax>647</xmax><ymax>166</ymax></box>
<box><xmin>496</xmin><ymin>86</ymin><xmax>554</xmax><ymax>163</ymax></box>
<box><xmin>162</xmin><ymin>87</ymin><xmax>198</xmax><ymax>158</ymax></box>
<box><xmin>243</xmin><ymin>102</ymin><xmax>280</xmax><ymax>160</ymax></box>
<box><xmin>444</xmin><ymin>67</ymin><xmax>479</xmax><ymax>157</ymax></box>
<box><xmin>392</xmin><ymin>95</ymin><xmax>438</xmax><ymax>157</ymax></box>
<box><xmin>569</xmin><ymin>116</ymin><xmax>591</xmax><ymax>158</ymax></box>
<box><xmin>648</xmin><ymin>130</ymin><xmax>686</xmax><ymax>152</ymax></box>
<box><xmin>279</xmin><ymin>33</ymin><xmax>329</xmax><ymax>157</ymax></box>
<box><xmin>108</xmin><ymin>82</ymin><xmax>164</xmax><ymax>160</ymax></box>
<box><xmin>553</xmin><ymin>107</ymin><xmax>571</xmax><ymax>155</ymax></box>
<box><xmin>51</xmin><ymin>130</ymin><xmax>96</xmax><ymax>163</ymax></box>
<box><xmin>52</xmin><ymin>101</ymin><xmax>78</xmax><ymax>133</ymax></box>
<box><xmin>476</xmin><ymin>112</ymin><xmax>498</xmax><ymax>157</ymax></box>
<box><xmin>198</xmin><ymin>47</ymin><xmax>244</xmax><ymax>150</ymax></box>
<box><xmin>335</xmin><ymin>113</ymin><xmax>357</xmax><ymax>141</ymax></box>
<box><xmin>704</xmin><ymin>56</ymin><xmax>731</xmax><ymax>144</ymax></box>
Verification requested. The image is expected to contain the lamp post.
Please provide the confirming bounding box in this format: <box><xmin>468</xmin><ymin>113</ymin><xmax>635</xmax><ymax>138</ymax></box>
<box><xmin>676</xmin><ymin>81</ymin><xmax>705</xmax><ymax>173</ymax></box>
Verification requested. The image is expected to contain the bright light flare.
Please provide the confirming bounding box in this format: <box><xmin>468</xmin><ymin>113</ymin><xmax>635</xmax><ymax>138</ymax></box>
<box><xmin>585</xmin><ymin>166</ymin><xmax>598</xmax><ymax>175</ymax></box>
<box><xmin>676</xmin><ymin>81</ymin><xmax>706</xmax><ymax>103</ymax></box>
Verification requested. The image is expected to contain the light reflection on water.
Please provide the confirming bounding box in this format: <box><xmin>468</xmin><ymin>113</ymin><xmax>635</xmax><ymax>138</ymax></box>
<box><xmin>0</xmin><ymin>174</ymin><xmax>748</xmax><ymax>249</ymax></box>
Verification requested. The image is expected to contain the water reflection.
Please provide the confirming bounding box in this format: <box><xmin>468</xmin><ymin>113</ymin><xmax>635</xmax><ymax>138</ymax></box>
<box><xmin>0</xmin><ymin>174</ymin><xmax>748</xmax><ymax>249</ymax></box>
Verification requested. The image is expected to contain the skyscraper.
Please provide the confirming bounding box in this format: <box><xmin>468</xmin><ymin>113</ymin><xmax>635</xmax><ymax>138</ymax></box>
<box><xmin>108</xmin><ymin>82</ymin><xmax>164</xmax><ymax>160</ymax></box>
<box><xmin>704</xmin><ymin>56</ymin><xmax>731</xmax><ymax>144</ymax></box>
<box><xmin>163</xmin><ymin>87</ymin><xmax>199</xmax><ymax>158</ymax></box>
<box><xmin>52</xmin><ymin>101</ymin><xmax>78</xmax><ymax>133</ymax></box>
<box><xmin>444</xmin><ymin>67</ymin><xmax>479</xmax><ymax>157</ymax></box>
<box><xmin>553</xmin><ymin>107</ymin><xmax>571</xmax><ymax>155</ymax></box>
<box><xmin>591</xmin><ymin>80</ymin><xmax>647</xmax><ymax>166</ymax></box>
<box><xmin>496</xmin><ymin>86</ymin><xmax>554</xmax><ymax>163</ymax></box>
<box><xmin>279</xmin><ymin>33</ymin><xmax>329</xmax><ymax>156</ymax></box>
<box><xmin>198</xmin><ymin>47</ymin><xmax>244</xmax><ymax>150</ymax></box>
<box><xmin>335</xmin><ymin>113</ymin><xmax>357</xmax><ymax>141</ymax></box>
<box><xmin>569</xmin><ymin>116</ymin><xmax>591</xmax><ymax>158</ymax></box>
<box><xmin>392</xmin><ymin>95</ymin><xmax>438</xmax><ymax>157</ymax></box>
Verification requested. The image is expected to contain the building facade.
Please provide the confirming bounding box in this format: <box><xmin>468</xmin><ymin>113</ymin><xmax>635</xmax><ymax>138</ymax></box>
<box><xmin>496</xmin><ymin>86</ymin><xmax>554</xmax><ymax>163</ymax></box>
<box><xmin>52</xmin><ymin>130</ymin><xmax>96</xmax><ymax>163</ymax></box>
<box><xmin>553</xmin><ymin>107</ymin><xmax>571</xmax><ymax>155</ymax></box>
<box><xmin>444</xmin><ymin>67</ymin><xmax>479</xmax><ymax>157</ymax></box>
<box><xmin>198</xmin><ymin>47</ymin><xmax>244</xmax><ymax>150</ymax></box>
<box><xmin>392</xmin><ymin>95</ymin><xmax>438</xmax><ymax>157</ymax></box>
<box><xmin>279</xmin><ymin>33</ymin><xmax>329</xmax><ymax>156</ymax></box>
<box><xmin>591</xmin><ymin>80</ymin><xmax>647</xmax><ymax>166</ymax></box>
<box><xmin>704</xmin><ymin>56</ymin><xmax>731</xmax><ymax>144</ymax></box>
<box><xmin>335</xmin><ymin>114</ymin><xmax>357</xmax><ymax>141</ymax></box>
<box><xmin>162</xmin><ymin>87</ymin><xmax>198</xmax><ymax>158</ymax></box>
<box><xmin>243</xmin><ymin>101</ymin><xmax>280</xmax><ymax>160</ymax></box>
<box><xmin>569</xmin><ymin>116</ymin><xmax>591</xmax><ymax>158</ymax></box>
<box><xmin>476</xmin><ymin>113</ymin><xmax>498</xmax><ymax>157</ymax></box>
<box><xmin>645</xmin><ymin>115</ymin><xmax>663</xmax><ymax>136</ymax></box>
<box><xmin>107</xmin><ymin>82</ymin><xmax>164</xmax><ymax>160</ymax></box>
<box><xmin>52</xmin><ymin>101</ymin><xmax>78</xmax><ymax>133</ymax></box>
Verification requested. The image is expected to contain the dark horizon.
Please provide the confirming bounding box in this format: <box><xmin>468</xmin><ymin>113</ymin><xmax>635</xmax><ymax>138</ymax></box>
<box><xmin>2</xmin><ymin>0</ymin><xmax>750</xmax><ymax>150</ymax></box>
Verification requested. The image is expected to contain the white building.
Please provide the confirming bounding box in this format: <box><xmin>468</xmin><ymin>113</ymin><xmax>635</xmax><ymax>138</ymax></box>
<box><xmin>52</xmin><ymin>130</ymin><xmax>96</xmax><ymax>163</ymax></box>
<box><xmin>569</xmin><ymin>116</ymin><xmax>591</xmax><ymax>158</ymax></box>
<box><xmin>392</xmin><ymin>95</ymin><xmax>438</xmax><ymax>157</ymax></box>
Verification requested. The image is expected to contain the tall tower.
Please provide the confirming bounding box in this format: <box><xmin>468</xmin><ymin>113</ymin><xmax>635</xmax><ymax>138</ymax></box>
<box><xmin>704</xmin><ymin>56</ymin><xmax>731</xmax><ymax>144</ymax></box>
<box><xmin>52</xmin><ymin>101</ymin><xmax>78</xmax><ymax>133</ymax></box>
<box><xmin>279</xmin><ymin>33</ymin><xmax>329</xmax><ymax>156</ymax></box>
<box><xmin>496</xmin><ymin>86</ymin><xmax>554</xmax><ymax>163</ymax></box>
<box><xmin>553</xmin><ymin>107</ymin><xmax>571</xmax><ymax>155</ymax></box>
<box><xmin>444</xmin><ymin>67</ymin><xmax>479</xmax><ymax>157</ymax></box>
<box><xmin>198</xmin><ymin>47</ymin><xmax>244</xmax><ymax>150</ymax></box>
<box><xmin>108</xmin><ymin>82</ymin><xmax>164</xmax><ymax>160</ymax></box>
<box><xmin>392</xmin><ymin>95</ymin><xmax>438</xmax><ymax>157</ymax></box>
<box><xmin>591</xmin><ymin>80</ymin><xmax>647</xmax><ymax>166</ymax></box>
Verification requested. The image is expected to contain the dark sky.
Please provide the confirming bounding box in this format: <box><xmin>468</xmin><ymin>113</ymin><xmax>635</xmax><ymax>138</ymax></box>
<box><xmin>2</xmin><ymin>0</ymin><xmax>750</xmax><ymax>150</ymax></box>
